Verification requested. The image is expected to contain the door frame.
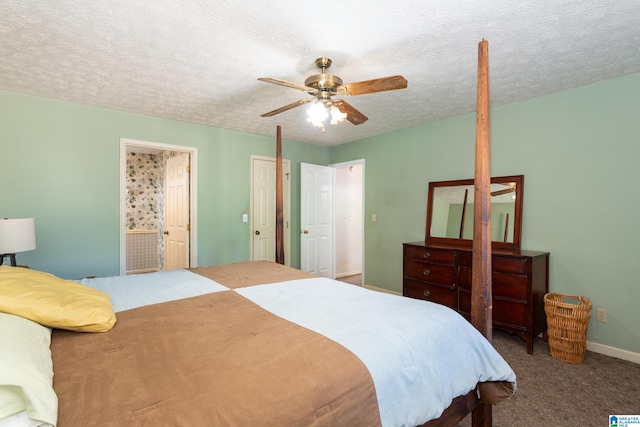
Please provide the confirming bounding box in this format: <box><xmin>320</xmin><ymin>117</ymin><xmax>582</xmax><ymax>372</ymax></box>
<box><xmin>119</xmin><ymin>138</ymin><xmax>198</xmax><ymax>276</ymax></box>
<box><xmin>249</xmin><ymin>155</ymin><xmax>291</xmax><ymax>265</ymax></box>
<box><xmin>330</xmin><ymin>159</ymin><xmax>365</xmax><ymax>285</ymax></box>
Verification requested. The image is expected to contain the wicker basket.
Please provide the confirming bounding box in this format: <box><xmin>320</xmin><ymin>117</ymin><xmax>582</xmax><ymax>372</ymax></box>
<box><xmin>544</xmin><ymin>293</ymin><xmax>592</xmax><ymax>364</ymax></box>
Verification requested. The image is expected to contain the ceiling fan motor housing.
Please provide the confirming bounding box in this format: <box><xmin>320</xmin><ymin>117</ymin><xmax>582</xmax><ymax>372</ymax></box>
<box><xmin>304</xmin><ymin>57</ymin><xmax>342</xmax><ymax>92</ymax></box>
<box><xmin>304</xmin><ymin>74</ymin><xmax>343</xmax><ymax>91</ymax></box>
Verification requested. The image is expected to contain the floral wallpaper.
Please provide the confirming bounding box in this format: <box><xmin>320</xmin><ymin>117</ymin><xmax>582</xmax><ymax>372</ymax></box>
<box><xmin>126</xmin><ymin>152</ymin><xmax>161</xmax><ymax>230</ymax></box>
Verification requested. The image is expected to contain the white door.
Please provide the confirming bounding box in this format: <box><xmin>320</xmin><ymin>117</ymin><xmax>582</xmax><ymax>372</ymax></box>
<box><xmin>251</xmin><ymin>157</ymin><xmax>291</xmax><ymax>264</ymax></box>
<box><xmin>300</xmin><ymin>163</ymin><xmax>334</xmax><ymax>278</ymax></box>
<box><xmin>165</xmin><ymin>153</ymin><xmax>189</xmax><ymax>270</ymax></box>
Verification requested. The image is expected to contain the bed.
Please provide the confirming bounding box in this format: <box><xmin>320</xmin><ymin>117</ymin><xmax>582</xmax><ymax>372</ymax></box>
<box><xmin>0</xmin><ymin>261</ymin><xmax>514</xmax><ymax>427</ymax></box>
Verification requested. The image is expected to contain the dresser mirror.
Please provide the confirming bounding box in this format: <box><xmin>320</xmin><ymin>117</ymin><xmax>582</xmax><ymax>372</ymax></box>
<box><xmin>425</xmin><ymin>175</ymin><xmax>524</xmax><ymax>249</ymax></box>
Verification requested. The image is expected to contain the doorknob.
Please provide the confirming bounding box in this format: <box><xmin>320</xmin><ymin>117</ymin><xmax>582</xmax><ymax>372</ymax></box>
<box><xmin>163</xmin><ymin>231</ymin><xmax>169</xmax><ymax>235</ymax></box>
<box><xmin>255</xmin><ymin>230</ymin><xmax>260</xmax><ymax>235</ymax></box>
<box><xmin>301</xmin><ymin>229</ymin><xmax>309</xmax><ymax>234</ymax></box>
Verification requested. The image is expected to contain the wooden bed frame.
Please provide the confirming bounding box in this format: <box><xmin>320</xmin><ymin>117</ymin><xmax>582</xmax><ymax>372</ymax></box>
<box><xmin>274</xmin><ymin>40</ymin><xmax>496</xmax><ymax>427</ymax></box>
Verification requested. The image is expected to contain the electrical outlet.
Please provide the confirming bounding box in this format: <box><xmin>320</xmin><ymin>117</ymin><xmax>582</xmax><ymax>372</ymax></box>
<box><xmin>596</xmin><ymin>308</ymin><xmax>607</xmax><ymax>323</ymax></box>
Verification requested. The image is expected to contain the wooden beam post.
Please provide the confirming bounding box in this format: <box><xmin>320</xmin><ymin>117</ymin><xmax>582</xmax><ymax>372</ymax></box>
<box><xmin>472</xmin><ymin>39</ymin><xmax>492</xmax><ymax>339</ymax></box>
<box><xmin>275</xmin><ymin>125</ymin><xmax>285</xmax><ymax>264</ymax></box>
<box><xmin>459</xmin><ymin>188</ymin><xmax>469</xmax><ymax>239</ymax></box>
<box><xmin>471</xmin><ymin>37</ymin><xmax>493</xmax><ymax>427</ymax></box>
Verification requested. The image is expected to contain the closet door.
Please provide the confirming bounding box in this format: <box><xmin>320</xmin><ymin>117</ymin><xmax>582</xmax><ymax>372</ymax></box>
<box><xmin>300</xmin><ymin>163</ymin><xmax>334</xmax><ymax>278</ymax></box>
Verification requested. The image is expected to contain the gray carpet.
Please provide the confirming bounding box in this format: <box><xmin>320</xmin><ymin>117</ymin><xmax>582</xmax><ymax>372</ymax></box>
<box><xmin>456</xmin><ymin>331</ymin><xmax>640</xmax><ymax>427</ymax></box>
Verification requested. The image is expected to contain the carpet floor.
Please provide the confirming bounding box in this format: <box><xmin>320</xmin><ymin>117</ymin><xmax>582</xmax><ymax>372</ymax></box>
<box><xmin>456</xmin><ymin>331</ymin><xmax>640</xmax><ymax>426</ymax></box>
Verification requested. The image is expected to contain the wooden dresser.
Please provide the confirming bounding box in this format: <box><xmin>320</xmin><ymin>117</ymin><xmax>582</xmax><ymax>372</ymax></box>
<box><xmin>403</xmin><ymin>241</ymin><xmax>549</xmax><ymax>354</ymax></box>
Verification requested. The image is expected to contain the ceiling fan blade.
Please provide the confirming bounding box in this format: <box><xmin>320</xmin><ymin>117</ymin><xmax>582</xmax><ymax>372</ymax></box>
<box><xmin>337</xmin><ymin>75</ymin><xmax>408</xmax><ymax>96</ymax></box>
<box><xmin>334</xmin><ymin>99</ymin><xmax>368</xmax><ymax>125</ymax></box>
<box><xmin>258</xmin><ymin>77</ymin><xmax>314</xmax><ymax>92</ymax></box>
<box><xmin>261</xmin><ymin>98</ymin><xmax>312</xmax><ymax>117</ymax></box>
<box><xmin>490</xmin><ymin>187</ymin><xmax>516</xmax><ymax>197</ymax></box>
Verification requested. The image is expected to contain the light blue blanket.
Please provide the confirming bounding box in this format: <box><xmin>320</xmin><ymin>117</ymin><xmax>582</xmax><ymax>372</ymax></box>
<box><xmin>237</xmin><ymin>278</ymin><xmax>516</xmax><ymax>427</ymax></box>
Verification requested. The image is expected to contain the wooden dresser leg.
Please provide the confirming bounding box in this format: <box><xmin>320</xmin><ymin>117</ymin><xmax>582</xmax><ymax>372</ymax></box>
<box><xmin>471</xmin><ymin>403</ymin><xmax>492</xmax><ymax>427</ymax></box>
<box><xmin>527</xmin><ymin>337</ymin><xmax>534</xmax><ymax>355</ymax></box>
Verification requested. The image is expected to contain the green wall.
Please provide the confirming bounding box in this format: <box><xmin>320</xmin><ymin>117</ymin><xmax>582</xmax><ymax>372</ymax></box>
<box><xmin>331</xmin><ymin>72</ymin><xmax>640</xmax><ymax>354</ymax></box>
<box><xmin>2</xmin><ymin>71</ymin><xmax>639</xmax><ymax>354</ymax></box>
<box><xmin>0</xmin><ymin>90</ymin><xmax>329</xmax><ymax>279</ymax></box>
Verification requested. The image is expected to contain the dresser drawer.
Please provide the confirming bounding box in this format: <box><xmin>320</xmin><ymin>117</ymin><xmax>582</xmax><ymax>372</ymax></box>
<box><xmin>459</xmin><ymin>290</ymin><xmax>527</xmax><ymax>328</ymax></box>
<box><xmin>404</xmin><ymin>245</ymin><xmax>455</xmax><ymax>265</ymax></box>
<box><xmin>457</xmin><ymin>253</ymin><xmax>528</xmax><ymax>275</ymax></box>
<box><xmin>457</xmin><ymin>267</ymin><xmax>528</xmax><ymax>300</ymax></box>
<box><xmin>493</xmin><ymin>256</ymin><xmax>528</xmax><ymax>274</ymax></box>
<box><xmin>404</xmin><ymin>279</ymin><xmax>456</xmax><ymax>308</ymax></box>
<box><xmin>405</xmin><ymin>261</ymin><xmax>456</xmax><ymax>285</ymax></box>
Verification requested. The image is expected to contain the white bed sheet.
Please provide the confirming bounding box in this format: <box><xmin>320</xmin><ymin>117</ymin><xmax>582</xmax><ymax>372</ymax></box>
<box><xmin>81</xmin><ymin>269</ymin><xmax>229</xmax><ymax>312</ymax></box>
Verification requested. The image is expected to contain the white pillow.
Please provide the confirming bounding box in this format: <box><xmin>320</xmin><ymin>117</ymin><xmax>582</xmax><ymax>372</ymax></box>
<box><xmin>0</xmin><ymin>312</ymin><xmax>57</xmax><ymax>426</ymax></box>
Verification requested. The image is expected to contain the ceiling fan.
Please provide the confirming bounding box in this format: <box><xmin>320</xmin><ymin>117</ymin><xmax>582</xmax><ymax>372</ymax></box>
<box><xmin>258</xmin><ymin>58</ymin><xmax>408</xmax><ymax>129</ymax></box>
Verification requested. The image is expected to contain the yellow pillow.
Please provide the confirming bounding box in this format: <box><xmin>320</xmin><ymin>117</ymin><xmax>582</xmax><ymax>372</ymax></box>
<box><xmin>0</xmin><ymin>266</ymin><xmax>116</xmax><ymax>332</ymax></box>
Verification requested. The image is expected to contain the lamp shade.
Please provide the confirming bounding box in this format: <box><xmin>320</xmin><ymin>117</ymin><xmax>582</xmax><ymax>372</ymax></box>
<box><xmin>0</xmin><ymin>218</ymin><xmax>36</xmax><ymax>254</ymax></box>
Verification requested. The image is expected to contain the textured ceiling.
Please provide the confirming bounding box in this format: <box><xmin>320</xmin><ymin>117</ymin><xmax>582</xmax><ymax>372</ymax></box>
<box><xmin>1</xmin><ymin>0</ymin><xmax>639</xmax><ymax>146</ymax></box>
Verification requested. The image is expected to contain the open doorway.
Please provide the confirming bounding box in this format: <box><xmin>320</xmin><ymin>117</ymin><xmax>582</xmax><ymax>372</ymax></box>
<box><xmin>119</xmin><ymin>139</ymin><xmax>198</xmax><ymax>276</ymax></box>
<box><xmin>331</xmin><ymin>159</ymin><xmax>364</xmax><ymax>286</ymax></box>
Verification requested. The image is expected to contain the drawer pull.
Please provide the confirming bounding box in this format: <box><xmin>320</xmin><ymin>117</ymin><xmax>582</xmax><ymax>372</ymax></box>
<box><xmin>423</xmin><ymin>269</ymin><xmax>430</xmax><ymax>276</ymax></box>
<box><xmin>423</xmin><ymin>290</ymin><xmax>431</xmax><ymax>298</ymax></box>
<box><xmin>423</xmin><ymin>252</ymin><xmax>431</xmax><ymax>259</ymax></box>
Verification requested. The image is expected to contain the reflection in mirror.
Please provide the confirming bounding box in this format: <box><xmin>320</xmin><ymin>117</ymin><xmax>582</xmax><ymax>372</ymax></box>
<box><xmin>426</xmin><ymin>175</ymin><xmax>524</xmax><ymax>249</ymax></box>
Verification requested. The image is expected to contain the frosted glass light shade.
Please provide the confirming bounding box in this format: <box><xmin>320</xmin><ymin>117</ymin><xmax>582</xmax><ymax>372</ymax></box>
<box><xmin>306</xmin><ymin>101</ymin><xmax>329</xmax><ymax>128</ymax></box>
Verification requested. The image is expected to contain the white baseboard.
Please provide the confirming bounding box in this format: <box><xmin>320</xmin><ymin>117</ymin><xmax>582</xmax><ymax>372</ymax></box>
<box><xmin>364</xmin><ymin>284</ymin><xmax>401</xmax><ymax>295</ymax></box>
<box><xmin>587</xmin><ymin>340</ymin><xmax>640</xmax><ymax>364</ymax></box>
<box><xmin>335</xmin><ymin>271</ymin><xmax>362</xmax><ymax>278</ymax></box>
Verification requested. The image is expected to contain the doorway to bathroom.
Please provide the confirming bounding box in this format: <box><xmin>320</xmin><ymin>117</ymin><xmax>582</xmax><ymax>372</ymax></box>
<box><xmin>119</xmin><ymin>139</ymin><xmax>198</xmax><ymax>275</ymax></box>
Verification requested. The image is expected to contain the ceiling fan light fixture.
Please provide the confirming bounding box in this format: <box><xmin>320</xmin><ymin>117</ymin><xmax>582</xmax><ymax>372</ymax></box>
<box><xmin>306</xmin><ymin>100</ymin><xmax>328</xmax><ymax>128</ymax></box>
<box><xmin>329</xmin><ymin>105</ymin><xmax>347</xmax><ymax>125</ymax></box>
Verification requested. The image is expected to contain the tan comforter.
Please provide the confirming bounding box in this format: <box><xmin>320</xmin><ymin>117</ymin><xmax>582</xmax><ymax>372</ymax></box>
<box><xmin>51</xmin><ymin>263</ymin><xmax>381</xmax><ymax>426</ymax></box>
<box><xmin>189</xmin><ymin>260</ymin><xmax>315</xmax><ymax>288</ymax></box>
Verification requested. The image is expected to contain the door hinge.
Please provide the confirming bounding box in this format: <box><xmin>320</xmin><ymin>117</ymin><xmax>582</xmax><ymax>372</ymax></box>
<box><xmin>187</xmin><ymin>224</ymin><xmax>191</xmax><ymax>232</ymax></box>
<box><xmin>187</xmin><ymin>165</ymin><xmax>191</xmax><ymax>173</ymax></box>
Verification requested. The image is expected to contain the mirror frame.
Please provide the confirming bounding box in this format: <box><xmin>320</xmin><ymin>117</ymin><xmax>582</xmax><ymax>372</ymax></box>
<box><xmin>425</xmin><ymin>175</ymin><xmax>524</xmax><ymax>250</ymax></box>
